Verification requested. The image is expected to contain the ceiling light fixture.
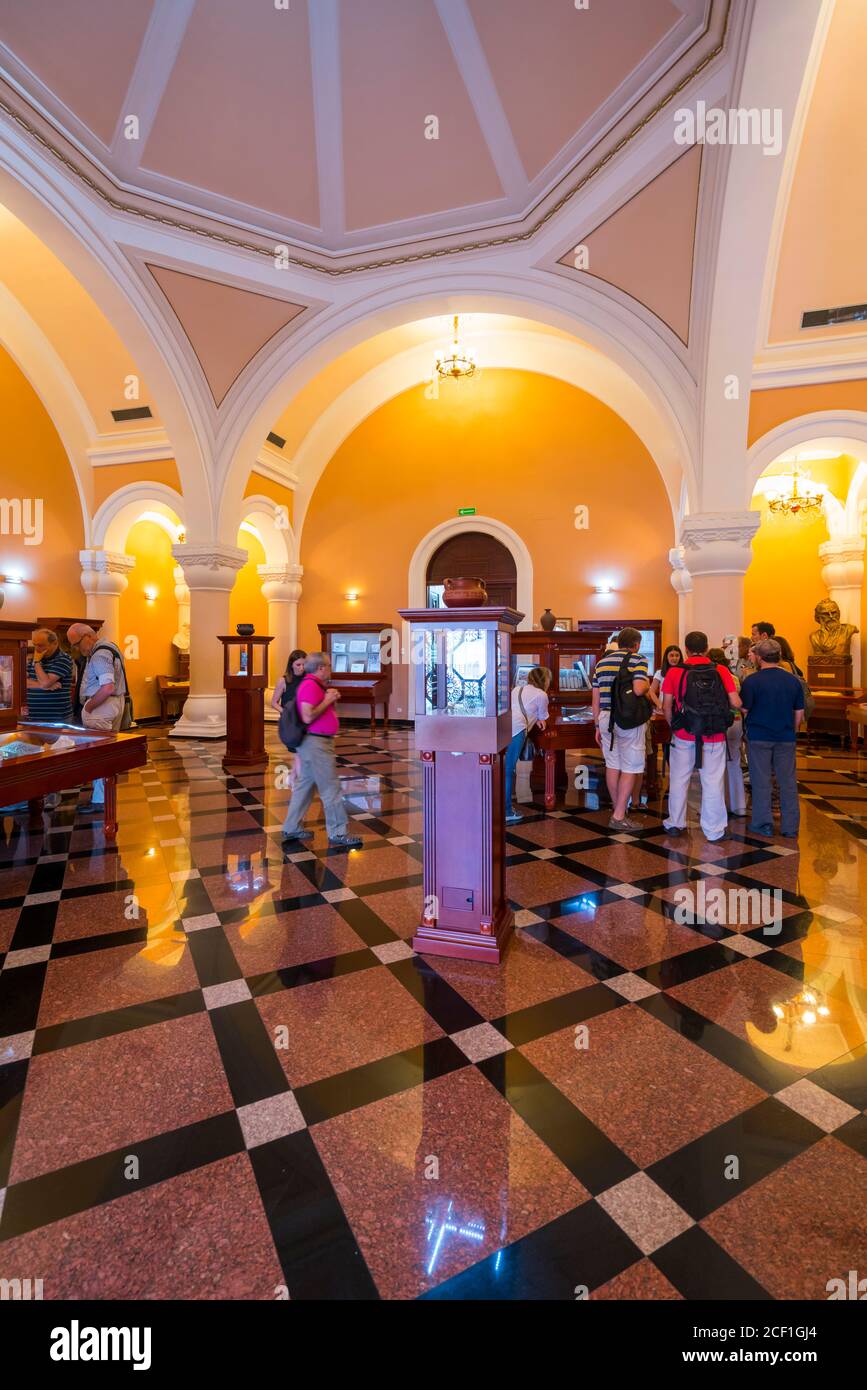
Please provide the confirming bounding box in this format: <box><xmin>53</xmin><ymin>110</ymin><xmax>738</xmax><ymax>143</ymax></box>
<box><xmin>766</xmin><ymin>459</ymin><xmax>823</xmax><ymax>519</ymax></box>
<box><xmin>434</xmin><ymin>316</ymin><xmax>476</xmax><ymax>382</ymax></box>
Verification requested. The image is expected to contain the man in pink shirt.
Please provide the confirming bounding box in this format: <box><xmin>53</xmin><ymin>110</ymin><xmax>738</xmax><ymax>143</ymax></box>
<box><xmin>661</xmin><ymin>630</ymin><xmax>741</xmax><ymax>841</ymax></box>
<box><xmin>281</xmin><ymin>653</ymin><xmax>362</xmax><ymax>848</ymax></box>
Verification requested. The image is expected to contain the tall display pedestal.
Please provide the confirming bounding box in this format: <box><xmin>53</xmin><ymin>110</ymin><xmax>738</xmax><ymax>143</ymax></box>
<box><xmin>218</xmin><ymin>633</ymin><xmax>273</xmax><ymax>772</ymax></box>
<box><xmin>399</xmin><ymin>605</ymin><xmax>521</xmax><ymax>965</ymax></box>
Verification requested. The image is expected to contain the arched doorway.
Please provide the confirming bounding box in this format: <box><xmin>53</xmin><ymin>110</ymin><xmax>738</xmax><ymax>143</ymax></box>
<box><xmin>426</xmin><ymin>531</ymin><xmax>518</xmax><ymax>609</ymax></box>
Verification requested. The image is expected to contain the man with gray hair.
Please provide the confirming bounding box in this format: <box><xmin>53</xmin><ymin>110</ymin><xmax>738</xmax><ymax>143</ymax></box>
<box><xmin>281</xmin><ymin>652</ymin><xmax>362</xmax><ymax>848</ymax></box>
<box><xmin>740</xmin><ymin>638</ymin><xmax>804</xmax><ymax>838</ymax></box>
<box><xmin>67</xmin><ymin>624</ymin><xmax>130</xmax><ymax>814</ymax></box>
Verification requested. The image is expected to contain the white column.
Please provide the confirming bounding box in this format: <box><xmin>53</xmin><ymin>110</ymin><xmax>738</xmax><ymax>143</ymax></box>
<box><xmin>668</xmin><ymin>545</ymin><xmax>693</xmax><ymax>645</ymax></box>
<box><xmin>79</xmin><ymin>549</ymin><xmax>135</xmax><ymax>644</ymax></box>
<box><xmin>169</xmin><ymin>543</ymin><xmax>247</xmax><ymax>739</ymax></box>
<box><xmin>257</xmin><ymin>563</ymin><xmax>303</xmax><ymax>721</ymax></box>
<box><xmin>172</xmin><ymin>562</ymin><xmax>190</xmax><ymax>656</ymax></box>
<box><xmin>819</xmin><ymin>536</ymin><xmax>865</xmax><ymax>683</ymax></box>
<box><xmin>679</xmin><ymin>511</ymin><xmax>760</xmax><ymax>643</ymax></box>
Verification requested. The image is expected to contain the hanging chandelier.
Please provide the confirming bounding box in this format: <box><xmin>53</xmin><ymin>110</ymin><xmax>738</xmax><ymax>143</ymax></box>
<box><xmin>434</xmin><ymin>315</ymin><xmax>477</xmax><ymax>381</ymax></box>
<box><xmin>767</xmin><ymin>459</ymin><xmax>823</xmax><ymax>519</ymax></box>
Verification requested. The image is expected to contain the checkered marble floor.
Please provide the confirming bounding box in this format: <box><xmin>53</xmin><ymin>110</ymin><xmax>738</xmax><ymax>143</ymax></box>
<box><xmin>0</xmin><ymin>725</ymin><xmax>865</xmax><ymax>1300</ymax></box>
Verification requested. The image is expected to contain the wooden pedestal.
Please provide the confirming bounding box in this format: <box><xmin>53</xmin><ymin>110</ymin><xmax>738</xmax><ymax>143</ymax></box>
<box><xmin>223</xmin><ymin>688</ymin><xmax>267</xmax><ymax>770</ymax></box>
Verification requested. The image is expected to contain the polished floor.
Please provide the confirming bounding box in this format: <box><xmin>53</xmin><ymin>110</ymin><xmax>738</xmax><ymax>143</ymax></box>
<box><xmin>0</xmin><ymin>725</ymin><xmax>865</xmax><ymax>1300</ymax></box>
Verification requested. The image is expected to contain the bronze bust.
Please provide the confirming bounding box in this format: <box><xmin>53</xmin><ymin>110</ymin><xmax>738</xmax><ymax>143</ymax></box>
<box><xmin>808</xmin><ymin>598</ymin><xmax>858</xmax><ymax>662</ymax></box>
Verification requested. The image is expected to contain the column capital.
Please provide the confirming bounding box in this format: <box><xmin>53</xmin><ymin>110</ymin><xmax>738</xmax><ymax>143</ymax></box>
<box><xmin>171</xmin><ymin>543</ymin><xmax>248</xmax><ymax>592</ymax></box>
<box><xmin>818</xmin><ymin>535</ymin><xmax>865</xmax><ymax>566</ymax></box>
<box><xmin>679</xmin><ymin>510</ymin><xmax>760</xmax><ymax>576</ymax></box>
<box><xmin>79</xmin><ymin>548</ymin><xmax>135</xmax><ymax>597</ymax></box>
<box><xmin>257</xmin><ymin>562</ymin><xmax>303</xmax><ymax>605</ymax></box>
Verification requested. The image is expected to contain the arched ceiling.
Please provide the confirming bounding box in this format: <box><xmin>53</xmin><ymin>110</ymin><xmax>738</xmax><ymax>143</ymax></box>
<box><xmin>0</xmin><ymin>0</ymin><xmax>724</xmax><ymax>269</ymax></box>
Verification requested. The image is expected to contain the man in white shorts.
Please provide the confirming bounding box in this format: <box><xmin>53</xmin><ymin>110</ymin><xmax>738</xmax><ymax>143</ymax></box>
<box><xmin>591</xmin><ymin>627</ymin><xmax>652</xmax><ymax>830</ymax></box>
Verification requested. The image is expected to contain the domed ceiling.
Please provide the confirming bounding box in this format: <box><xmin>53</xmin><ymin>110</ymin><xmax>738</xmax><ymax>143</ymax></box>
<box><xmin>0</xmin><ymin>0</ymin><xmax>728</xmax><ymax>272</ymax></box>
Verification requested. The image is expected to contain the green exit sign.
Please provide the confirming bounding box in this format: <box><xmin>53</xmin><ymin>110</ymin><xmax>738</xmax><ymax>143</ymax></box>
<box><xmin>457</xmin><ymin>506</ymin><xmax>476</xmax><ymax>516</ymax></box>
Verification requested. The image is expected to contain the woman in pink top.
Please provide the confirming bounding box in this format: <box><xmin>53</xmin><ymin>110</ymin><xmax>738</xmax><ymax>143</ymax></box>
<box><xmin>280</xmin><ymin>653</ymin><xmax>362</xmax><ymax>848</ymax></box>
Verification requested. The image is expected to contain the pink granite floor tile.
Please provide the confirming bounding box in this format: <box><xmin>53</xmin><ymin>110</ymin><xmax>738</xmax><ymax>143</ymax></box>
<box><xmin>225</xmin><ymin>902</ymin><xmax>366</xmax><ymax>974</ymax></box>
<box><xmin>37</xmin><ymin>938</ymin><xmax>199</xmax><ymax>1028</ymax></box>
<box><xmin>552</xmin><ymin>899</ymin><xmax>707</xmax><ymax>970</ymax></box>
<box><xmin>430</xmin><ymin>930</ymin><xmax>594</xmax><ymax>1019</ymax></box>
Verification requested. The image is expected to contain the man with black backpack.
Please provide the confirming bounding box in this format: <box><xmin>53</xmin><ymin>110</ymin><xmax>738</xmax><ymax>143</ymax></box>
<box><xmin>661</xmin><ymin>630</ymin><xmax>741</xmax><ymax>842</ymax></box>
<box><xmin>591</xmin><ymin>627</ymin><xmax>653</xmax><ymax>830</ymax></box>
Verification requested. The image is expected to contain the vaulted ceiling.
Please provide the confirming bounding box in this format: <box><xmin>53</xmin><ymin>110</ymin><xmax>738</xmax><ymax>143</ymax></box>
<box><xmin>0</xmin><ymin>0</ymin><xmax>723</xmax><ymax>269</ymax></box>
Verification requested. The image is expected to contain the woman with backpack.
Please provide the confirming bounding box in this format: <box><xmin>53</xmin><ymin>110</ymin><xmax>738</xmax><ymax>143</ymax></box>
<box><xmin>272</xmin><ymin>649</ymin><xmax>307</xmax><ymax>786</ymax></box>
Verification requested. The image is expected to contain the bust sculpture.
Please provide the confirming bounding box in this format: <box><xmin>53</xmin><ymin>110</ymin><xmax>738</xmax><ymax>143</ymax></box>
<box><xmin>808</xmin><ymin>598</ymin><xmax>858</xmax><ymax>662</ymax></box>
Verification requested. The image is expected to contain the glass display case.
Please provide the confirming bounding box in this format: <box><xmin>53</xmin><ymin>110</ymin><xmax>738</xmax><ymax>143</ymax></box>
<box><xmin>0</xmin><ymin>621</ymin><xmax>33</xmax><ymax>730</ymax></box>
<box><xmin>218</xmin><ymin>633</ymin><xmax>273</xmax><ymax>770</ymax></box>
<box><xmin>577</xmin><ymin>618</ymin><xmax>663</xmax><ymax>676</ymax></box>
<box><xmin>318</xmin><ymin>622</ymin><xmax>394</xmax><ymax>731</ymax></box>
<box><xmin>399</xmin><ymin>603</ymin><xmax>522</xmax><ymax>964</ymax></box>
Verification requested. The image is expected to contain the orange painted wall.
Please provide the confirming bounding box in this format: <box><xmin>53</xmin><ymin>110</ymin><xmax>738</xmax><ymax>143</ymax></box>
<box><xmin>0</xmin><ymin>346</ymin><xmax>85</xmax><ymax>618</ymax></box>
<box><xmin>299</xmin><ymin>370</ymin><xmax>677</xmax><ymax>715</ymax></box>
<box><xmin>119</xmin><ymin>519</ymin><xmax>178</xmax><ymax>719</ymax></box>
<box><xmin>230</xmin><ymin>529</ymin><xmax>268</xmax><ymax>637</ymax></box>
<box><xmin>93</xmin><ymin>459</ymin><xmax>181</xmax><ymax>511</ymax></box>
<box><xmin>748</xmin><ymin>380</ymin><xmax>867</xmax><ymax>447</ymax></box>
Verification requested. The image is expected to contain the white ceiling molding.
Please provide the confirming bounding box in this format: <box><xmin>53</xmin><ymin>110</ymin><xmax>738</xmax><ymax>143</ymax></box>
<box><xmin>307</xmin><ymin>0</ymin><xmax>345</xmax><ymax>241</ymax></box>
<box><xmin>252</xmin><ymin>448</ymin><xmax>299</xmax><ymax>491</ymax></box>
<box><xmin>752</xmin><ymin>349</ymin><xmax>867</xmax><ymax>390</ymax></box>
<box><xmin>109</xmin><ymin>0</ymin><xmax>197</xmax><ymax>175</ymax></box>
<box><xmin>87</xmin><ymin>427</ymin><xmax>175</xmax><ymax>467</ymax></box>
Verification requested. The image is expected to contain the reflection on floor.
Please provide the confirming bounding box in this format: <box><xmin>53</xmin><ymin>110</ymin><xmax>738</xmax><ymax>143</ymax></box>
<box><xmin>0</xmin><ymin>726</ymin><xmax>865</xmax><ymax>1300</ymax></box>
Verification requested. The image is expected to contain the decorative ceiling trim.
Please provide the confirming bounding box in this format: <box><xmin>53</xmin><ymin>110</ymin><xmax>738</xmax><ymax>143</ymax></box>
<box><xmin>252</xmin><ymin>448</ymin><xmax>299</xmax><ymax>491</ymax></box>
<box><xmin>0</xmin><ymin>0</ymin><xmax>730</xmax><ymax>277</ymax></box>
<box><xmin>87</xmin><ymin>426</ymin><xmax>174</xmax><ymax>467</ymax></box>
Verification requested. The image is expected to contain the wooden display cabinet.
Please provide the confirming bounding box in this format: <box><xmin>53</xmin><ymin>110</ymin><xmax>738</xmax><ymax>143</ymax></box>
<box><xmin>218</xmin><ymin>633</ymin><xmax>273</xmax><ymax>770</ymax></box>
<box><xmin>577</xmin><ymin>618</ymin><xmax>663</xmax><ymax>675</ymax></box>
<box><xmin>0</xmin><ymin>620</ymin><xmax>34</xmax><ymax>729</ymax></box>
<box><xmin>318</xmin><ymin>622</ymin><xmax>393</xmax><ymax>732</ymax></box>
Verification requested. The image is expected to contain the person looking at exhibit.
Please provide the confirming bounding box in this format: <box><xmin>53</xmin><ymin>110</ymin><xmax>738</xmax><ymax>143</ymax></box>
<box><xmin>504</xmin><ymin>665</ymin><xmax>551</xmax><ymax>824</ymax></box>
<box><xmin>740</xmin><ymin>638</ymin><xmax>804</xmax><ymax>838</ymax></box>
<box><xmin>591</xmin><ymin>627</ymin><xmax>652</xmax><ymax>831</ymax></box>
<box><xmin>26</xmin><ymin>627</ymin><xmax>74</xmax><ymax>724</ymax></box>
<box><xmin>661</xmin><ymin>630</ymin><xmax>741</xmax><ymax>842</ymax></box>
<box><xmin>708</xmin><ymin>647</ymin><xmax>748</xmax><ymax>820</ymax></box>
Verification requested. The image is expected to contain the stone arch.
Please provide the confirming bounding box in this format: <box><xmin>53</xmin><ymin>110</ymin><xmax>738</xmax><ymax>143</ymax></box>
<box><xmin>92</xmin><ymin>482</ymin><xmax>186</xmax><ymax>552</ymax></box>
<box><xmin>239</xmin><ymin>493</ymin><xmax>296</xmax><ymax>566</ymax></box>
<box><xmin>408</xmin><ymin>515</ymin><xmax>534</xmax><ymax>628</ymax></box>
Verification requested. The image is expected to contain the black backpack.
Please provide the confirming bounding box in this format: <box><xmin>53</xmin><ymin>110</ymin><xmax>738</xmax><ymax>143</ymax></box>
<box><xmin>278</xmin><ymin>685</ymin><xmax>307</xmax><ymax>752</ymax></box>
<box><xmin>670</xmin><ymin>664</ymin><xmax>734</xmax><ymax>766</ymax></box>
<box><xmin>609</xmin><ymin>651</ymin><xmax>652</xmax><ymax>744</ymax></box>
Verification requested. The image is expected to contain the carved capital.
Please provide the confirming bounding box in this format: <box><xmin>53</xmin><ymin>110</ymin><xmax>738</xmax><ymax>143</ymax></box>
<box><xmin>171</xmin><ymin>543</ymin><xmax>248</xmax><ymax>592</ymax></box>
<box><xmin>679</xmin><ymin>511</ymin><xmax>760</xmax><ymax>577</ymax></box>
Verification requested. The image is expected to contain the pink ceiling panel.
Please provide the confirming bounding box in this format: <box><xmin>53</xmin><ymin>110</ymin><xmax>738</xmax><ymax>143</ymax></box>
<box><xmin>468</xmin><ymin>0</ymin><xmax>681</xmax><ymax>180</ymax></box>
<box><xmin>341</xmin><ymin>0</ymin><xmax>503</xmax><ymax>230</ymax></box>
<box><xmin>0</xmin><ymin>0</ymin><xmax>155</xmax><ymax>145</ymax></box>
<box><xmin>558</xmin><ymin>145</ymin><xmax>702</xmax><ymax>343</ymax></box>
<box><xmin>148</xmin><ymin>265</ymin><xmax>306</xmax><ymax>406</ymax></box>
<box><xmin>143</xmin><ymin>0</ymin><xmax>319</xmax><ymax>226</ymax></box>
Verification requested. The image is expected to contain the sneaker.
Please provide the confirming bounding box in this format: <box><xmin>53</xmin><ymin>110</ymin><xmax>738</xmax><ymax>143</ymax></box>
<box><xmin>663</xmin><ymin>823</ymin><xmax>686</xmax><ymax>835</ymax></box>
<box><xmin>281</xmin><ymin>828</ymin><xmax>314</xmax><ymax>844</ymax></box>
<box><xmin>78</xmin><ymin>801</ymin><xmax>104</xmax><ymax>814</ymax></box>
<box><xmin>505</xmin><ymin>808</ymin><xmax>524</xmax><ymax>824</ymax></box>
<box><xmin>329</xmin><ymin>833</ymin><xmax>363</xmax><ymax>848</ymax></box>
<box><xmin>748</xmin><ymin>823</ymin><xmax>774</xmax><ymax>837</ymax></box>
<box><xmin>609</xmin><ymin>816</ymin><xmax>639</xmax><ymax>831</ymax></box>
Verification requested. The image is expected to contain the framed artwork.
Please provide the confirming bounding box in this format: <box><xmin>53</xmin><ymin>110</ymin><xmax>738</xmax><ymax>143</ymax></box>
<box><xmin>350</xmin><ymin>661</ymin><xmax>366</xmax><ymax>673</ymax></box>
<box><xmin>333</xmin><ymin>654</ymin><xmax>347</xmax><ymax>673</ymax></box>
<box><xmin>554</xmin><ymin>617</ymin><xmax>573</xmax><ymax>631</ymax></box>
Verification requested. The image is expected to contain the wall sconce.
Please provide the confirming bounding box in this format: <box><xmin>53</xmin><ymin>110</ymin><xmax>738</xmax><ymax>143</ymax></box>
<box><xmin>345</xmin><ymin>589</ymin><xmax>359</xmax><ymax>602</ymax></box>
<box><xmin>0</xmin><ymin>573</ymin><xmax>24</xmax><ymax>585</ymax></box>
<box><xmin>144</xmin><ymin>585</ymin><xmax>159</xmax><ymax>603</ymax></box>
<box><xmin>594</xmin><ymin>582</ymin><xmax>614</xmax><ymax>595</ymax></box>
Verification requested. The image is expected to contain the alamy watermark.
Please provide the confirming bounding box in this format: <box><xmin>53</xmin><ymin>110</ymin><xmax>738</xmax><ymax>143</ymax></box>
<box><xmin>0</xmin><ymin>497</ymin><xmax>43</xmax><ymax>545</ymax></box>
<box><xmin>674</xmin><ymin>101</ymin><xmax>782</xmax><ymax>157</ymax></box>
<box><xmin>673</xmin><ymin>881</ymin><xmax>782</xmax><ymax>935</ymax></box>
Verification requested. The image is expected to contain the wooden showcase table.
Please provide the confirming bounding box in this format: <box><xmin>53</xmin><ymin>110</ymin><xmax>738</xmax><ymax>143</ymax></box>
<box><xmin>0</xmin><ymin>722</ymin><xmax>147</xmax><ymax>839</ymax></box>
<box><xmin>531</xmin><ymin>707</ymin><xmax>671</xmax><ymax>808</ymax></box>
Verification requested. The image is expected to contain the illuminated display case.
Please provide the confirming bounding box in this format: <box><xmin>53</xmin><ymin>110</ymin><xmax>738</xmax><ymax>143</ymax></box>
<box><xmin>318</xmin><ymin>622</ymin><xmax>393</xmax><ymax>731</ymax></box>
<box><xmin>400</xmin><ymin>605</ymin><xmax>521</xmax><ymax>964</ymax></box>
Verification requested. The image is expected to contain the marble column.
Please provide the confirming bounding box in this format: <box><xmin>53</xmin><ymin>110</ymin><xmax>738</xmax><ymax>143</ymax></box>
<box><xmin>679</xmin><ymin>511</ymin><xmax>760</xmax><ymax>643</ymax></box>
<box><xmin>79</xmin><ymin>549</ymin><xmax>135</xmax><ymax>644</ymax></box>
<box><xmin>819</xmin><ymin>535</ymin><xmax>865</xmax><ymax>683</ymax></box>
<box><xmin>257</xmin><ymin>563</ymin><xmax>303</xmax><ymax>721</ymax></box>
<box><xmin>169</xmin><ymin>543</ymin><xmax>247</xmax><ymax>739</ymax></box>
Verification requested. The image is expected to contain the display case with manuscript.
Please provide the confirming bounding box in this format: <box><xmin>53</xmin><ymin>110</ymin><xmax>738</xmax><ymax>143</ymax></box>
<box><xmin>318</xmin><ymin>622</ymin><xmax>393</xmax><ymax>732</ymax></box>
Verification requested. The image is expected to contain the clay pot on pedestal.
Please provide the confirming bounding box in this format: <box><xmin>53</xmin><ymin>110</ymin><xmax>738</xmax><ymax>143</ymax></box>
<box><xmin>441</xmin><ymin>577</ymin><xmax>488</xmax><ymax>608</ymax></box>
<box><xmin>540</xmin><ymin>609</ymin><xmax>556</xmax><ymax>631</ymax></box>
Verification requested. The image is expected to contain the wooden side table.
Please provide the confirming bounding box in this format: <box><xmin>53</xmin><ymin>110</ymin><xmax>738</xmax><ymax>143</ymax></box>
<box><xmin>846</xmin><ymin>703</ymin><xmax>867</xmax><ymax>748</ymax></box>
<box><xmin>157</xmin><ymin>676</ymin><xmax>189</xmax><ymax>723</ymax></box>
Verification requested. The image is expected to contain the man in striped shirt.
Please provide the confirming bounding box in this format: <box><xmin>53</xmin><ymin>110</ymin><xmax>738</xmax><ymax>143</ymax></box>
<box><xmin>591</xmin><ymin>628</ymin><xmax>652</xmax><ymax>830</ymax></box>
<box><xmin>27</xmin><ymin>629</ymin><xmax>74</xmax><ymax>724</ymax></box>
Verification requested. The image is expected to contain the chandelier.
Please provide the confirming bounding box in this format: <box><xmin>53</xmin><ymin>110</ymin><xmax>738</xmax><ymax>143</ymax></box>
<box><xmin>767</xmin><ymin>460</ymin><xmax>823</xmax><ymax>518</ymax></box>
<box><xmin>434</xmin><ymin>315</ymin><xmax>476</xmax><ymax>381</ymax></box>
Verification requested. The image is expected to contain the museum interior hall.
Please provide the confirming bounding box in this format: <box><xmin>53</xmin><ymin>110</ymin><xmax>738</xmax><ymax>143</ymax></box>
<box><xmin>1</xmin><ymin>0</ymin><xmax>866</xmax><ymax>1320</ymax></box>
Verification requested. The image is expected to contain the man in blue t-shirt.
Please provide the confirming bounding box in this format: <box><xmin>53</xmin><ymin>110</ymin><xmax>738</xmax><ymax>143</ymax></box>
<box><xmin>740</xmin><ymin>638</ymin><xmax>804</xmax><ymax>838</ymax></box>
<box><xmin>27</xmin><ymin>628</ymin><xmax>74</xmax><ymax>723</ymax></box>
